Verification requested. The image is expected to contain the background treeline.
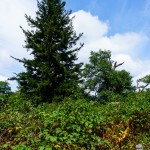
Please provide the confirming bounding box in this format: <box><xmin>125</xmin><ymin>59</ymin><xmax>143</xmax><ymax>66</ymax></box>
<box><xmin>0</xmin><ymin>0</ymin><xmax>150</xmax><ymax>149</ymax></box>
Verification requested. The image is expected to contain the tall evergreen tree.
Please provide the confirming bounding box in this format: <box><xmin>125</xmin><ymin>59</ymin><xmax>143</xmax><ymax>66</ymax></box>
<box><xmin>11</xmin><ymin>0</ymin><xmax>83</xmax><ymax>104</ymax></box>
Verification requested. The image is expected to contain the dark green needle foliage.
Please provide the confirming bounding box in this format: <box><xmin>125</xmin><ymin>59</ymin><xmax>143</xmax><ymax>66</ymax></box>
<box><xmin>11</xmin><ymin>0</ymin><xmax>83</xmax><ymax>104</ymax></box>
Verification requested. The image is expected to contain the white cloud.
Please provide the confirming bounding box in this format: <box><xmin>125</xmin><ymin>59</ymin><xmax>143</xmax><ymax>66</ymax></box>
<box><xmin>81</xmin><ymin>32</ymin><xmax>148</xmax><ymax>60</ymax></box>
<box><xmin>0</xmin><ymin>0</ymin><xmax>31</xmax><ymax>39</ymax></box>
<box><xmin>100</xmin><ymin>32</ymin><xmax>148</xmax><ymax>54</ymax></box>
<box><xmin>72</xmin><ymin>10</ymin><xmax>148</xmax><ymax>55</ymax></box>
<box><xmin>72</xmin><ymin>10</ymin><xmax>150</xmax><ymax>84</ymax></box>
<box><xmin>0</xmin><ymin>49</ymin><xmax>12</xmax><ymax>67</ymax></box>
<box><xmin>0</xmin><ymin>1</ymin><xmax>37</xmax><ymax>91</ymax></box>
<box><xmin>0</xmin><ymin>75</ymin><xmax>8</xmax><ymax>81</ymax></box>
<box><xmin>0</xmin><ymin>0</ymin><xmax>37</xmax><ymax>57</ymax></box>
<box><xmin>112</xmin><ymin>54</ymin><xmax>150</xmax><ymax>77</ymax></box>
<box><xmin>71</xmin><ymin>10</ymin><xmax>109</xmax><ymax>42</ymax></box>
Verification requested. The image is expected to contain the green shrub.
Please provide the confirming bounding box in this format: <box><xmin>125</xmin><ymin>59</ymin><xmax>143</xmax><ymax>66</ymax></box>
<box><xmin>0</xmin><ymin>92</ymin><xmax>150</xmax><ymax>149</ymax></box>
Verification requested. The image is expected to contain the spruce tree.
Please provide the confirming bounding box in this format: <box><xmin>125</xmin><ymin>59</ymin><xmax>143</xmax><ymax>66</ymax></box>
<box><xmin>12</xmin><ymin>0</ymin><xmax>83</xmax><ymax>104</ymax></box>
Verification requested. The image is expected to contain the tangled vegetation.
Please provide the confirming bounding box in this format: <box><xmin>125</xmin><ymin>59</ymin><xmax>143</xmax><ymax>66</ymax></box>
<box><xmin>0</xmin><ymin>91</ymin><xmax>150</xmax><ymax>149</ymax></box>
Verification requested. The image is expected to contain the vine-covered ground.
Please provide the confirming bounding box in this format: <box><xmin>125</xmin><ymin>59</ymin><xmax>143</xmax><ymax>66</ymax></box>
<box><xmin>0</xmin><ymin>92</ymin><xmax>150</xmax><ymax>150</ymax></box>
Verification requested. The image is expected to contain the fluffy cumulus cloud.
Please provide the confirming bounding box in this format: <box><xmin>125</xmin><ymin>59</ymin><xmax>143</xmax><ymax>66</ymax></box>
<box><xmin>71</xmin><ymin>10</ymin><xmax>150</xmax><ymax>83</ymax></box>
<box><xmin>0</xmin><ymin>0</ymin><xmax>37</xmax><ymax>90</ymax></box>
<box><xmin>0</xmin><ymin>75</ymin><xmax>8</xmax><ymax>81</ymax></box>
<box><xmin>71</xmin><ymin>10</ymin><xmax>109</xmax><ymax>42</ymax></box>
<box><xmin>0</xmin><ymin>1</ymin><xmax>36</xmax><ymax>76</ymax></box>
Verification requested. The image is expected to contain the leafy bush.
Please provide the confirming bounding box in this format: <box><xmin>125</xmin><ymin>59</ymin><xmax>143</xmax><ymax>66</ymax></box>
<box><xmin>0</xmin><ymin>92</ymin><xmax>150</xmax><ymax>149</ymax></box>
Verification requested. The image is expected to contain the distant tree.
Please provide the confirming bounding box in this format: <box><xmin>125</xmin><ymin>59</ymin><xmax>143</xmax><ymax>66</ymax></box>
<box><xmin>137</xmin><ymin>75</ymin><xmax>150</xmax><ymax>92</ymax></box>
<box><xmin>11</xmin><ymin>0</ymin><xmax>83</xmax><ymax>104</ymax></box>
<box><xmin>0</xmin><ymin>81</ymin><xmax>11</xmax><ymax>104</ymax></box>
<box><xmin>82</xmin><ymin>50</ymin><xmax>134</xmax><ymax>101</ymax></box>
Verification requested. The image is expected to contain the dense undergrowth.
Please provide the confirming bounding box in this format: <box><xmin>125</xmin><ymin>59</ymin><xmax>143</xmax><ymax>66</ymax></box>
<box><xmin>0</xmin><ymin>92</ymin><xmax>150</xmax><ymax>150</ymax></box>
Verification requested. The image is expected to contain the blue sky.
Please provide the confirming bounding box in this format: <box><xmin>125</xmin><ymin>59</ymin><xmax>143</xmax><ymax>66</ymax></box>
<box><xmin>65</xmin><ymin>0</ymin><xmax>150</xmax><ymax>57</ymax></box>
<box><xmin>66</xmin><ymin>0</ymin><xmax>150</xmax><ymax>33</ymax></box>
<box><xmin>0</xmin><ymin>0</ymin><xmax>150</xmax><ymax>91</ymax></box>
